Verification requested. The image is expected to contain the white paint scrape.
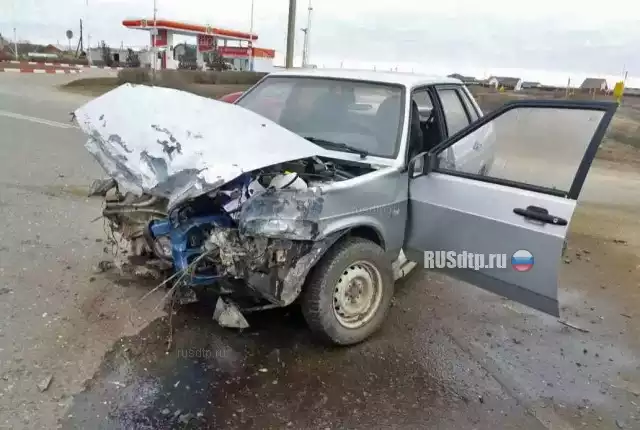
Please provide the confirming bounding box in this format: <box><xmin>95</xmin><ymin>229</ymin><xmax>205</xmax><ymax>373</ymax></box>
<box><xmin>74</xmin><ymin>83</ymin><xmax>326</xmax><ymax>208</ymax></box>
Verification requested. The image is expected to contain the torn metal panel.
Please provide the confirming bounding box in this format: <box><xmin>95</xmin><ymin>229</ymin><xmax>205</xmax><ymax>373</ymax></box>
<box><xmin>74</xmin><ymin>84</ymin><xmax>328</xmax><ymax>209</ymax></box>
<box><xmin>280</xmin><ymin>231</ymin><xmax>346</xmax><ymax>305</ymax></box>
<box><xmin>88</xmin><ymin>178</ymin><xmax>117</xmax><ymax>197</ymax></box>
<box><xmin>239</xmin><ymin>188</ymin><xmax>325</xmax><ymax>240</ymax></box>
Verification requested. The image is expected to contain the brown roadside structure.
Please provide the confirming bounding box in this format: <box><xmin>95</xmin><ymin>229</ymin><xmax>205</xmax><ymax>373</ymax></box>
<box><xmin>580</xmin><ymin>78</ymin><xmax>608</xmax><ymax>92</ymax></box>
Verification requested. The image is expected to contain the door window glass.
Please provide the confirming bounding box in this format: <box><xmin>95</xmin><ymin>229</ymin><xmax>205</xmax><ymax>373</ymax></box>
<box><xmin>437</xmin><ymin>107</ymin><xmax>605</xmax><ymax>193</ymax></box>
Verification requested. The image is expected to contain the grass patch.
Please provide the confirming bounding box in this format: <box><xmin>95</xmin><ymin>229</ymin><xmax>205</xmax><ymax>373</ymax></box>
<box><xmin>60</xmin><ymin>76</ymin><xmax>250</xmax><ymax>101</ymax></box>
<box><xmin>60</xmin><ymin>77</ymin><xmax>120</xmax><ymax>96</ymax></box>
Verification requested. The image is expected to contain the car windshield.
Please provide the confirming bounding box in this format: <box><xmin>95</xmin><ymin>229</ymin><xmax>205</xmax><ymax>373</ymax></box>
<box><xmin>236</xmin><ymin>76</ymin><xmax>404</xmax><ymax>158</ymax></box>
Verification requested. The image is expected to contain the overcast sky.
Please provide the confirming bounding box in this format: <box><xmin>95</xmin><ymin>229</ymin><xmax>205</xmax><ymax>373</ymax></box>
<box><xmin>2</xmin><ymin>0</ymin><xmax>639</xmax><ymax>85</ymax></box>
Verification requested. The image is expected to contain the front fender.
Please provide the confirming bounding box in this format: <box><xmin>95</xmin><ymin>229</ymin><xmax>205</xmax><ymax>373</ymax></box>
<box><xmin>319</xmin><ymin>215</ymin><xmax>387</xmax><ymax>249</ymax></box>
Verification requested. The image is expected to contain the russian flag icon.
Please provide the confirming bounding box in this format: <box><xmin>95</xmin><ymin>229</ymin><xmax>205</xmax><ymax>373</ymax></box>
<box><xmin>511</xmin><ymin>249</ymin><xmax>534</xmax><ymax>272</ymax></box>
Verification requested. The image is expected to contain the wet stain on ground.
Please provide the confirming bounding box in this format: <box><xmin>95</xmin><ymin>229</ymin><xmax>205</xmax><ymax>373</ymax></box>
<box><xmin>60</xmin><ymin>280</ymin><xmax>539</xmax><ymax>430</ymax></box>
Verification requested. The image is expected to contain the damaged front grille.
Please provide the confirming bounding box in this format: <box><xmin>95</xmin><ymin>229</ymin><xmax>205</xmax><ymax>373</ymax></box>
<box><xmin>205</xmin><ymin>228</ymin><xmax>312</xmax><ymax>303</ymax></box>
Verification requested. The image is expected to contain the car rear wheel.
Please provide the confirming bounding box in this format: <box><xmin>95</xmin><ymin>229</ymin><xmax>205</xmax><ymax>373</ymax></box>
<box><xmin>301</xmin><ymin>237</ymin><xmax>394</xmax><ymax>345</ymax></box>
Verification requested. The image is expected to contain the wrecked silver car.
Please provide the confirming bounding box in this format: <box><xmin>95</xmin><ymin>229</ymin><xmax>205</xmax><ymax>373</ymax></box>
<box><xmin>76</xmin><ymin>70</ymin><xmax>616</xmax><ymax>345</ymax></box>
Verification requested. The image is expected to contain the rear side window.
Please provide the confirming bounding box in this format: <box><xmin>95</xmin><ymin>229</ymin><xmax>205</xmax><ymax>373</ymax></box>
<box><xmin>437</xmin><ymin>88</ymin><xmax>470</xmax><ymax>136</ymax></box>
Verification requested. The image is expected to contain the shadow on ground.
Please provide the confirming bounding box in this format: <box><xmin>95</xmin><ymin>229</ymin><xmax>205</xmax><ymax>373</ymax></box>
<box><xmin>60</xmin><ymin>278</ymin><xmax>539</xmax><ymax>430</ymax></box>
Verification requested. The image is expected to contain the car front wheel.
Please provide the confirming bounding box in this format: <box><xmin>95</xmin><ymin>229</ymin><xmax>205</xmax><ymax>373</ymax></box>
<box><xmin>301</xmin><ymin>237</ymin><xmax>394</xmax><ymax>345</ymax></box>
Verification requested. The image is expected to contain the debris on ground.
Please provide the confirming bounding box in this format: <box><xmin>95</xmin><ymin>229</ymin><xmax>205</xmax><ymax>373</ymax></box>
<box><xmin>558</xmin><ymin>320</ymin><xmax>591</xmax><ymax>333</ymax></box>
<box><xmin>37</xmin><ymin>375</ymin><xmax>53</xmax><ymax>392</ymax></box>
<box><xmin>178</xmin><ymin>412</ymin><xmax>194</xmax><ymax>424</ymax></box>
<box><xmin>213</xmin><ymin>297</ymin><xmax>249</xmax><ymax>329</ymax></box>
<box><xmin>96</xmin><ymin>261</ymin><xmax>114</xmax><ymax>273</ymax></box>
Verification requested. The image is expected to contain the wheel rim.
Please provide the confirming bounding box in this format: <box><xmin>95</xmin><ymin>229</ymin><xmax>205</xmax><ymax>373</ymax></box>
<box><xmin>332</xmin><ymin>260</ymin><xmax>383</xmax><ymax>329</ymax></box>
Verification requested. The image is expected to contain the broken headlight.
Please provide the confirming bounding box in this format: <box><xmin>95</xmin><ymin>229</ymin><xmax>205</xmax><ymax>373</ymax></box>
<box><xmin>153</xmin><ymin>236</ymin><xmax>172</xmax><ymax>259</ymax></box>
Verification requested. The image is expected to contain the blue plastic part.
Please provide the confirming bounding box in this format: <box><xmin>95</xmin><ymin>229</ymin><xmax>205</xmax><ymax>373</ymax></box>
<box><xmin>150</xmin><ymin>215</ymin><xmax>232</xmax><ymax>286</ymax></box>
<box><xmin>147</xmin><ymin>173</ymin><xmax>253</xmax><ymax>287</ymax></box>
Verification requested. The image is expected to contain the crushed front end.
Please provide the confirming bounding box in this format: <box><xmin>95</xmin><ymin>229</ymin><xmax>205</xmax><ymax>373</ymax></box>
<box><xmin>75</xmin><ymin>84</ymin><xmax>347</xmax><ymax>327</ymax></box>
<box><xmin>97</xmin><ymin>167</ymin><xmax>328</xmax><ymax>327</ymax></box>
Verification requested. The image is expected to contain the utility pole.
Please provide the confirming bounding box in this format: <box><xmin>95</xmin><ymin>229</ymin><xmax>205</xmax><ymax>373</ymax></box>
<box><xmin>152</xmin><ymin>0</ymin><xmax>158</xmax><ymax>82</ymax></box>
<box><xmin>248</xmin><ymin>0</ymin><xmax>255</xmax><ymax>71</ymax></box>
<box><xmin>300</xmin><ymin>0</ymin><xmax>312</xmax><ymax>67</ymax></box>
<box><xmin>13</xmin><ymin>27</ymin><xmax>18</xmax><ymax>60</ymax></box>
<box><xmin>75</xmin><ymin>19</ymin><xmax>84</xmax><ymax>58</ymax></box>
<box><xmin>285</xmin><ymin>0</ymin><xmax>297</xmax><ymax>68</ymax></box>
<box><xmin>85</xmin><ymin>0</ymin><xmax>92</xmax><ymax>64</ymax></box>
<box><xmin>11</xmin><ymin>0</ymin><xmax>18</xmax><ymax>60</ymax></box>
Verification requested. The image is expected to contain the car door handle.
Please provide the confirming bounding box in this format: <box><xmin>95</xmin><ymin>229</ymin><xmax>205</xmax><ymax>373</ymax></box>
<box><xmin>473</xmin><ymin>141</ymin><xmax>482</xmax><ymax>150</ymax></box>
<box><xmin>513</xmin><ymin>205</ymin><xmax>568</xmax><ymax>226</ymax></box>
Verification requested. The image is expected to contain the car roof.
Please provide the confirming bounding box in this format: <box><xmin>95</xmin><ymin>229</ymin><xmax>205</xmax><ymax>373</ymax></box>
<box><xmin>267</xmin><ymin>68</ymin><xmax>463</xmax><ymax>88</ymax></box>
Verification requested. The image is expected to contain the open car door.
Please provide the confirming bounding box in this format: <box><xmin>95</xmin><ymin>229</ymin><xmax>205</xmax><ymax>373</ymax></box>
<box><xmin>404</xmin><ymin>99</ymin><xmax>617</xmax><ymax>316</ymax></box>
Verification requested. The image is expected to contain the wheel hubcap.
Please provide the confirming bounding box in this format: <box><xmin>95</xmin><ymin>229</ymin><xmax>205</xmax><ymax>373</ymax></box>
<box><xmin>333</xmin><ymin>261</ymin><xmax>383</xmax><ymax>329</ymax></box>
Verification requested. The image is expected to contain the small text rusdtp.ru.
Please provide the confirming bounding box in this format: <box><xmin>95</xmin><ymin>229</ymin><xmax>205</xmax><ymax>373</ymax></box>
<box><xmin>424</xmin><ymin>251</ymin><xmax>507</xmax><ymax>270</ymax></box>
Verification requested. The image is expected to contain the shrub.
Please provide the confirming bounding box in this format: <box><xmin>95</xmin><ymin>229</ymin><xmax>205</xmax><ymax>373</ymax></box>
<box><xmin>117</xmin><ymin>68</ymin><xmax>151</xmax><ymax>84</ymax></box>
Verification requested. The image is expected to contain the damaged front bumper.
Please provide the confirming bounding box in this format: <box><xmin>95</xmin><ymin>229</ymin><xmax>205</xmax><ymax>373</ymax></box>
<box><xmin>96</xmin><ymin>176</ymin><xmax>335</xmax><ymax>328</ymax></box>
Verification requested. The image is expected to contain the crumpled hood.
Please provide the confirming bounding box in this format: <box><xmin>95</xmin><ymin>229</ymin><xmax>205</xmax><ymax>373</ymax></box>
<box><xmin>74</xmin><ymin>83</ymin><xmax>326</xmax><ymax>208</ymax></box>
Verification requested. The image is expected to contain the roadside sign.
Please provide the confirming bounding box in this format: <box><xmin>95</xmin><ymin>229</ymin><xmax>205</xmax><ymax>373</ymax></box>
<box><xmin>613</xmin><ymin>81</ymin><xmax>625</xmax><ymax>102</ymax></box>
<box><xmin>197</xmin><ymin>35</ymin><xmax>215</xmax><ymax>52</ymax></box>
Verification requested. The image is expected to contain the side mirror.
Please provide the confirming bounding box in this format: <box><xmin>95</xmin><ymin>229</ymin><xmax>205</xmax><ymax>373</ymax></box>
<box><xmin>408</xmin><ymin>152</ymin><xmax>428</xmax><ymax>178</ymax></box>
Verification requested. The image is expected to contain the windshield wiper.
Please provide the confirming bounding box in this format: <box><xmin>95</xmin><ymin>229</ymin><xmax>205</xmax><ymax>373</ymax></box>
<box><xmin>303</xmin><ymin>137</ymin><xmax>369</xmax><ymax>159</ymax></box>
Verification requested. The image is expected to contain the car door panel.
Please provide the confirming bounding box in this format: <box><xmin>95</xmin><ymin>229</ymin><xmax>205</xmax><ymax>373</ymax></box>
<box><xmin>405</xmin><ymin>173</ymin><xmax>575</xmax><ymax>315</ymax></box>
<box><xmin>405</xmin><ymin>100</ymin><xmax>617</xmax><ymax>316</ymax></box>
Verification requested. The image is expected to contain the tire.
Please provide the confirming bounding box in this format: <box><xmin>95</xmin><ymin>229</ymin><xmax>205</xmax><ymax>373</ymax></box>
<box><xmin>301</xmin><ymin>237</ymin><xmax>394</xmax><ymax>345</ymax></box>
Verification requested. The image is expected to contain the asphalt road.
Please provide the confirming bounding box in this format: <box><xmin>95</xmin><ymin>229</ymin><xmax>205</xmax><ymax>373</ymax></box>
<box><xmin>0</xmin><ymin>73</ymin><xmax>638</xmax><ymax>430</ymax></box>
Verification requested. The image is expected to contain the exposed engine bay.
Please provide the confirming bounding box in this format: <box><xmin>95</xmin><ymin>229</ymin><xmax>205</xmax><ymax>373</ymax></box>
<box><xmin>95</xmin><ymin>155</ymin><xmax>375</xmax><ymax>325</ymax></box>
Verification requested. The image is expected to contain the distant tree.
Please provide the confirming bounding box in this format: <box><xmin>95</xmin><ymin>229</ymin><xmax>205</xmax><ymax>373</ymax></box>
<box><xmin>100</xmin><ymin>41</ymin><xmax>113</xmax><ymax>66</ymax></box>
<box><xmin>205</xmin><ymin>50</ymin><xmax>230</xmax><ymax>71</ymax></box>
<box><xmin>125</xmin><ymin>48</ymin><xmax>140</xmax><ymax>68</ymax></box>
<box><xmin>176</xmin><ymin>43</ymin><xmax>198</xmax><ymax>70</ymax></box>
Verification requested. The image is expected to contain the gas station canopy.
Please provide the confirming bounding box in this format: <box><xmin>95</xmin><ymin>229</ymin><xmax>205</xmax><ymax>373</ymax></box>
<box><xmin>122</xmin><ymin>18</ymin><xmax>276</xmax><ymax>70</ymax></box>
<box><xmin>122</xmin><ymin>19</ymin><xmax>258</xmax><ymax>41</ymax></box>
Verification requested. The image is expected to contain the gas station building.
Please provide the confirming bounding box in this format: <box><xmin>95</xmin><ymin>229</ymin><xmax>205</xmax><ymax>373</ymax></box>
<box><xmin>122</xmin><ymin>19</ymin><xmax>276</xmax><ymax>72</ymax></box>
